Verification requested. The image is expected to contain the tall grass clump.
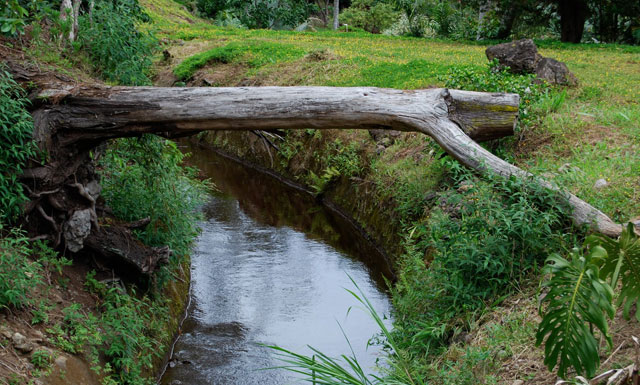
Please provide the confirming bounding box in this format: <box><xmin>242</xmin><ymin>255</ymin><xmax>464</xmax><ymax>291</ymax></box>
<box><xmin>0</xmin><ymin>68</ymin><xmax>37</xmax><ymax>224</ymax></box>
<box><xmin>79</xmin><ymin>0</ymin><xmax>156</xmax><ymax>85</ymax></box>
<box><xmin>0</xmin><ymin>225</ymin><xmax>42</xmax><ymax>309</ymax></box>
<box><xmin>267</xmin><ymin>277</ymin><xmax>422</xmax><ymax>385</ymax></box>
<box><xmin>99</xmin><ymin>135</ymin><xmax>209</xmax><ymax>261</ymax></box>
<box><xmin>391</xmin><ymin>159</ymin><xmax>578</xmax><ymax>369</ymax></box>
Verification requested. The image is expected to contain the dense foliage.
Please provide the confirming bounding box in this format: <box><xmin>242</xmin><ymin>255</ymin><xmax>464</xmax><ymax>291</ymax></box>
<box><xmin>99</xmin><ymin>135</ymin><xmax>209</xmax><ymax>260</ymax></box>
<box><xmin>0</xmin><ymin>69</ymin><xmax>37</xmax><ymax>224</ymax></box>
<box><xmin>0</xmin><ymin>0</ymin><xmax>28</xmax><ymax>34</ymax></box>
<box><xmin>197</xmin><ymin>0</ymin><xmax>312</xmax><ymax>29</ymax></box>
<box><xmin>185</xmin><ymin>0</ymin><xmax>640</xmax><ymax>43</ymax></box>
<box><xmin>391</xmin><ymin>163</ymin><xmax>576</xmax><ymax>360</ymax></box>
<box><xmin>79</xmin><ymin>0</ymin><xmax>156</xmax><ymax>85</ymax></box>
<box><xmin>340</xmin><ymin>0</ymin><xmax>399</xmax><ymax>34</ymax></box>
<box><xmin>0</xmin><ymin>226</ymin><xmax>42</xmax><ymax>309</ymax></box>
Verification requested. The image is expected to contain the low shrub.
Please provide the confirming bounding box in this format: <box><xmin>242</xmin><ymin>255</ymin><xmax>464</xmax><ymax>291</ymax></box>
<box><xmin>99</xmin><ymin>135</ymin><xmax>209</xmax><ymax>260</ymax></box>
<box><xmin>391</xmin><ymin>161</ymin><xmax>577</xmax><ymax>366</ymax></box>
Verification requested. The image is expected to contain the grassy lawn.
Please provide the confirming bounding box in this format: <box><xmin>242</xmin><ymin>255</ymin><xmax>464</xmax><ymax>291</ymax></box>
<box><xmin>142</xmin><ymin>0</ymin><xmax>639</xmax><ymax>223</ymax></box>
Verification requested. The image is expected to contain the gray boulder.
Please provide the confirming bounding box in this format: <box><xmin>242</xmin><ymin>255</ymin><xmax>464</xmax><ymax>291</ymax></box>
<box><xmin>63</xmin><ymin>208</ymin><xmax>93</xmax><ymax>252</ymax></box>
<box><xmin>486</xmin><ymin>39</ymin><xmax>540</xmax><ymax>74</ymax></box>
<box><xmin>486</xmin><ymin>39</ymin><xmax>578</xmax><ymax>86</ymax></box>
<box><xmin>535</xmin><ymin>57</ymin><xmax>578</xmax><ymax>86</ymax></box>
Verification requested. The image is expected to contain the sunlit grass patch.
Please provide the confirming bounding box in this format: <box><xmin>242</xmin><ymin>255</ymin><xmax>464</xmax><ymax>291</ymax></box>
<box><xmin>173</xmin><ymin>41</ymin><xmax>305</xmax><ymax>80</ymax></box>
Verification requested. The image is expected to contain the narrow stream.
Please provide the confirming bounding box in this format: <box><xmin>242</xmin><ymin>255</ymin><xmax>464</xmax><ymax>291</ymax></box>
<box><xmin>161</xmin><ymin>143</ymin><xmax>393</xmax><ymax>385</ymax></box>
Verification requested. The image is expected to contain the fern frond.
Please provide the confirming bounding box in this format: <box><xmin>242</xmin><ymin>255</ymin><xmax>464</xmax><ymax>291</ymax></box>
<box><xmin>536</xmin><ymin>246</ymin><xmax>614</xmax><ymax>378</ymax></box>
<box><xmin>587</xmin><ymin>223</ymin><xmax>640</xmax><ymax>321</ymax></box>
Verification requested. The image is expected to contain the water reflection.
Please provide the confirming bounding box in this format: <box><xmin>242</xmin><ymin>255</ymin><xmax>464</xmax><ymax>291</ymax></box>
<box><xmin>161</xmin><ymin>143</ymin><xmax>393</xmax><ymax>385</ymax></box>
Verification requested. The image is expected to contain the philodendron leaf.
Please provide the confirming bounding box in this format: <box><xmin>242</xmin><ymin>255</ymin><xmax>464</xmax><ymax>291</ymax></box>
<box><xmin>536</xmin><ymin>246</ymin><xmax>614</xmax><ymax>379</ymax></box>
<box><xmin>587</xmin><ymin>222</ymin><xmax>640</xmax><ymax>321</ymax></box>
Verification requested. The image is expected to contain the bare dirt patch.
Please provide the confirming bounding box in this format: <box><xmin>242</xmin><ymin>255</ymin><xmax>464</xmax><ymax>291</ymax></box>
<box><xmin>187</xmin><ymin>62</ymin><xmax>249</xmax><ymax>87</ymax></box>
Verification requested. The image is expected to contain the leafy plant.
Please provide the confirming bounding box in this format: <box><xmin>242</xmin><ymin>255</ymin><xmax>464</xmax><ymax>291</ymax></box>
<box><xmin>0</xmin><ymin>0</ymin><xmax>27</xmax><ymax>35</ymax></box>
<box><xmin>537</xmin><ymin>223</ymin><xmax>640</xmax><ymax>378</ymax></box>
<box><xmin>98</xmin><ymin>285</ymin><xmax>167</xmax><ymax>385</ymax></box>
<box><xmin>30</xmin><ymin>349</ymin><xmax>52</xmax><ymax>369</ymax></box>
<box><xmin>0</xmin><ymin>68</ymin><xmax>37</xmax><ymax>224</ymax></box>
<box><xmin>0</xmin><ymin>225</ymin><xmax>42</xmax><ymax>309</ymax></box>
<box><xmin>309</xmin><ymin>166</ymin><xmax>341</xmax><ymax>195</ymax></box>
<box><xmin>99</xmin><ymin>135</ymin><xmax>209</xmax><ymax>260</ymax></box>
<box><xmin>79</xmin><ymin>0</ymin><xmax>156</xmax><ymax>85</ymax></box>
<box><xmin>535</xmin><ymin>246</ymin><xmax>614</xmax><ymax>378</ymax></box>
<box><xmin>587</xmin><ymin>223</ymin><xmax>640</xmax><ymax>320</ymax></box>
<box><xmin>31</xmin><ymin>299</ymin><xmax>53</xmax><ymax>325</ymax></box>
<box><xmin>325</xmin><ymin>139</ymin><xmax>362</xmax><ymax>178</ymax></box>
<box><xmin>48</xmin><ymin>303</ymin><xmax>102</xmax><ymax>354</ymax></box>
<box><xmin>33</xmin><ymin>240</ymin><xmax>72</xmax><ymax>285</ymax></box>
<box><xmin>340</xmin><ymin>0</ymin><xmax>400</xmax><ymax>34</ymax></box>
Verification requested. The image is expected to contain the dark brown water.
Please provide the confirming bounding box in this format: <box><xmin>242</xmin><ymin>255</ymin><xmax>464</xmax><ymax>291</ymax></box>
<box><xmin>160</xmin><ymin>142</ymin><xmax>393</xmax><ymax>385</ymax></box>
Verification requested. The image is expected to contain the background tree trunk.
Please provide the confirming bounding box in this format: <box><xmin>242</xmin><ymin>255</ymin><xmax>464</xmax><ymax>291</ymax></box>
<box><xmin>558</xmin><ymin>0</ymin><xmax>588</xmax><ymax>43</ymax></box>
<box><xmin>333</xmin><ymin>0</ymin><xmax>339</xmax><ymax>30</ymax></box>
<box><xmin>59</xmin><ymin>0</ymin><xmax>74</xmax><ymax>41</ymax></box>
<box><xmin>72</xmin><ymin>0</ymin><xmax>81</xmax><ymax>40</ymax></box>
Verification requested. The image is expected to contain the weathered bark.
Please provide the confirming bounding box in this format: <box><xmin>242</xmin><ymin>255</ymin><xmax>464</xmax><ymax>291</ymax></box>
<box><xmin>84</xmin><ymin>223</ymin><xmax>171</xmax><ymax>274</ymax></box>
<box><xmin>33</xmin><ymin>86</ymin><xmax>517</xmax><ymax>145</ymax></box>
<box><xmin>28</xmin><ymin>85</ymin><xmax>623</xmax><ymax>239</ymax></box>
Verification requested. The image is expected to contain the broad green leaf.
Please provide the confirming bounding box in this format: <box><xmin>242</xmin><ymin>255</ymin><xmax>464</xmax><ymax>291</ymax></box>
<box><xmin>536</xmin><ymin>246</ymin><xmax>614</xmax><ymax>378</ymax></box>
<box><xmin>587</xmin><ymin>223</ymin><xmax>640</xmax><ymax>320</ymax></box>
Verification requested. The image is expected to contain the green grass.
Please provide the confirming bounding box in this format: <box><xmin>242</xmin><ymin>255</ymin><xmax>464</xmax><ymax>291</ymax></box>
<box><xmin>142</xmin><ymin>0</ymin><xmax>639</xmax><ymax>223</ymax></box>
<box><xmin>173</xmin><ymin>40</ymin><xmax>305</xmax><ymax>80</ymax></box>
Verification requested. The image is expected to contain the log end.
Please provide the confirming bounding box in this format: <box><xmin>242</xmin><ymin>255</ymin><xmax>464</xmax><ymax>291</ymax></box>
<box><xmin>445</xmin><ymin>89</ymin><xmax>520</xmax><ymax>141</ymax></box>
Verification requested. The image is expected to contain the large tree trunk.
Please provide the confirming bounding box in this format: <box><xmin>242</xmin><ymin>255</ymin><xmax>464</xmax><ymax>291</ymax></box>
<box><xmin>558</xmin><ymin>0</ymin><xmax>588</xmax><ymax>43</ymax></box>
<box><xmin>333</xmin><ymin>0</ymin><xmax>339</xmax><ymax>30</ymax></box>
<box><xmin>27</xmin><ymin>85</ymin><xmax>623</xmax><ymax>243</ymax></box>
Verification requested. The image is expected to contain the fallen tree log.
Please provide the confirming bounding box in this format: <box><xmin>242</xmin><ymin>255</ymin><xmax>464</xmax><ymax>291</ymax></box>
<box><xmin>22</xmin><ymin>85</ymin><xmax>622</xmax><ymax>272</ymax></box>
